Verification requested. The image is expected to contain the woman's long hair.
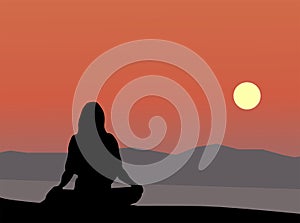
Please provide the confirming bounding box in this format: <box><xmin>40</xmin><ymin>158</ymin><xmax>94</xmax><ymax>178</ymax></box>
<box><xmin>75</xmin><ymin>101</ymin><xmax>120</xmax><ymax>180</ymax></box>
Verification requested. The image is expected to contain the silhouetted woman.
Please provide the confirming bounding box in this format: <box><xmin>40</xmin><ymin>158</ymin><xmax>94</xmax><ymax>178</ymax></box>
<box><xmin>45</xmin><ymin>102</ymin><xmax>143</xmax><ymax>206</ymax></box>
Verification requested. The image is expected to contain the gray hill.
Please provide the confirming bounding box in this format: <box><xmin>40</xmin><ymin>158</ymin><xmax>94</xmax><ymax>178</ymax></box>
<box><xmin>0</xmin><ymin>146</ymin><xmax>299</xmax><ymax>188</ymax></box>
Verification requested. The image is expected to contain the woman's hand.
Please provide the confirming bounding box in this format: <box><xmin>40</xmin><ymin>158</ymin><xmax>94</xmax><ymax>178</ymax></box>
<box><xmin>43</xmin><ymin>185</ymin><xmax>63</xmax><ymax>203</ymax></box>
<box><xmin>52</xmin><ymin>185</ymin><xmax>63</xmax><ymax>191</ymax></box>
<box><xmin>131</xmin><ymin>184</ymin><xmax>144</xmax><ymax>194</ymax></box>
<box><xmin>47</xmin><ymin>185</ymin><xmax>63</xmax><ymax>197</ymax></box>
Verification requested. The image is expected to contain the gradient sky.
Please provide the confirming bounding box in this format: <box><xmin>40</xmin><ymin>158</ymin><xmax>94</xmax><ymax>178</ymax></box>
<box><xmin>0</xmin><ymin>0</ymin><xmax>299</xmax><ymax>156</ymax></box>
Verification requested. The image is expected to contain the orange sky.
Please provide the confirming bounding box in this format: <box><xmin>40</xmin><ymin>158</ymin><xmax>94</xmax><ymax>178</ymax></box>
<box><xmin>0</xmin><ymin>0</ymin><xmax>299</xmax><ymax>156</ymax></box>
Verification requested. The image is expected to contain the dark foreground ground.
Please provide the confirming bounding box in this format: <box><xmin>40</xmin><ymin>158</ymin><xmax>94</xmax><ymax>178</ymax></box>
<box><xmin>0</xmin><ymin>198</ymin><xmax>299</xmax><ymax>223</ymax></box>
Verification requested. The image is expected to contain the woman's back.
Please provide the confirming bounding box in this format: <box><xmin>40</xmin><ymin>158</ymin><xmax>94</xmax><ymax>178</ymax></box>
<box><xmin>66</xmin><ymin>134</ymin><xmax>120</xmax><ymax>192</ymax></box>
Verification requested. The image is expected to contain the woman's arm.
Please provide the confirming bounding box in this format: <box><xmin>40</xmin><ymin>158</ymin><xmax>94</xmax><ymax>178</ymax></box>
<box><xmin>107</xmin><ymin>133</ymin><xmax>142</xmax><ymax>187</ymax></box>
<box><xmin>57</xmin><ymin>170</ymin><xmax>73</xmax><ymax>189</ymax></box>
<box><xmin>118</xmin><ymin>168</ymin><xmax>138</xmax><ymax>185</ymax></box>
<box><xmin>56</xmin><ymin>136</ymin><xmax>76</xmax><ymax>189</ymax></box>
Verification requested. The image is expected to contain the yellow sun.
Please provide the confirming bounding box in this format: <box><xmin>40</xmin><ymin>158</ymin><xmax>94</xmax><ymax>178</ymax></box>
<box><xmin>233</xmin><ymin>82</ymin><xmax>261</xmax><ymax>110</ymax></box>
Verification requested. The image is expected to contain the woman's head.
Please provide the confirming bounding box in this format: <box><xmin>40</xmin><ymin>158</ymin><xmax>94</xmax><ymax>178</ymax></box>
<box><xmin>78</xmin><ymin>101</ymin><xmax>106</xmax><ymax>135</ymax></box>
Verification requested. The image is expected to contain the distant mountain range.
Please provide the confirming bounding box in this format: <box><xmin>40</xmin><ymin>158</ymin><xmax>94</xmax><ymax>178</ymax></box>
<box><xmin>0</xmin><ymin>146</ymin><xmax>299</xmax><ymax>189</ymax></box>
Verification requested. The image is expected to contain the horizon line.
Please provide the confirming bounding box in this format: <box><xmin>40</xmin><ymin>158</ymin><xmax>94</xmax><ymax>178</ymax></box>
<box><xmin>0</xmin><ymin>144</ymin><xmax>299</xmax><ymax>159</ymax></box>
